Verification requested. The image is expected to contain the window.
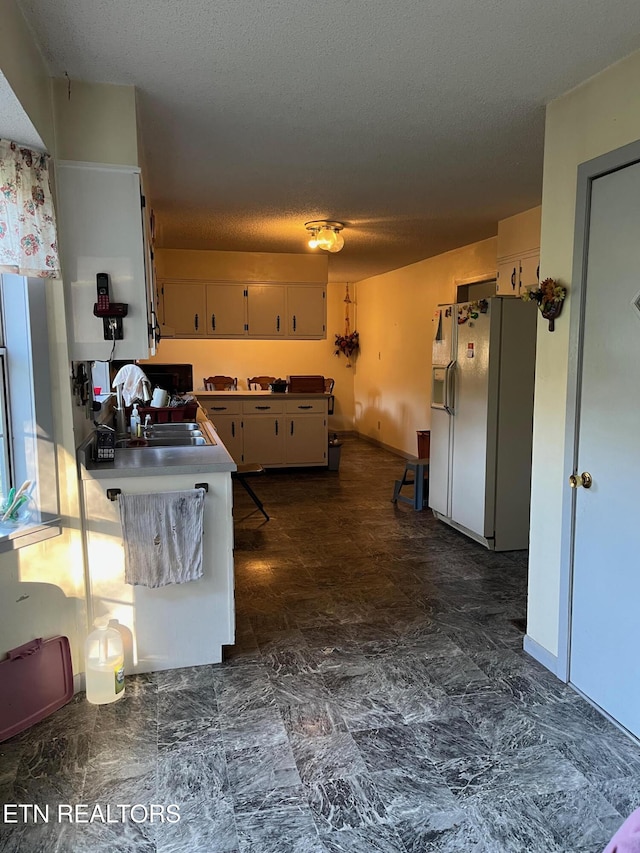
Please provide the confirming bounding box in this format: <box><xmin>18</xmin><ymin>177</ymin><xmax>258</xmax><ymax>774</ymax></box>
<box><xmin>0</xmin><ymin>306</ymin><xmax>11</xmax><ymax>496</ymax></box>
<box><xmin>0</xmin><ymin>274</ymin><xmax>61</xmax><ymax>551</ymax></box>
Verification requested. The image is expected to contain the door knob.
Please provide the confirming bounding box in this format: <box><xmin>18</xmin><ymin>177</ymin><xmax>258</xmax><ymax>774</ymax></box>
<box><xmin>569</xmin><ymin>472</ymin><xmax>593</xmax><ymax>489</ymax></box>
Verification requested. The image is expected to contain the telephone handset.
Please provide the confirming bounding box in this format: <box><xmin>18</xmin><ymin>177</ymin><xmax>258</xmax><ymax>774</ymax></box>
<box><xmin>96</xmin><ymin>272</ymin><xmax>110</xmax><ymax>314</ymax></box>
<box><xmin>92</xmin><ymin>272</ymin><xmax>128</xmax><ymax>340</ymax></box>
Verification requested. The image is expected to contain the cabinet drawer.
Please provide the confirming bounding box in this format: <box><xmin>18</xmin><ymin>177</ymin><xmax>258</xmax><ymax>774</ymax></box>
<box><xmin>285</xmin><ymin>399</ymin><xmax>327</xmax><ymax>414</ymax></box>
<box><xmin>202</xmin><ymin>400</ymin><xmax>242</xmax><ymax>415</ymax></box>
<box><xmin>242</xmin><ymin>400</ymin><xmax>285</xmax><ymax>414</ymax></box>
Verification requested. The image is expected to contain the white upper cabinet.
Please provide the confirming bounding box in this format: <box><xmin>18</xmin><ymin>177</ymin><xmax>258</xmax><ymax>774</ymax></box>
<box><xmin>246</xmin><ymin>285</ymin><xmax>286</xmax><ymax>337</ymax></box>
<box><xmin>496</xmin><ymin>250</ymin><xmax>540</xmax><ymax>297</ymax></box>
<box><xmin>495</xmin><ymin>208</ymin><xmax>541</xmax><ymax>299</ymax></box>
<box><xmin>519</xmin><ymin>253</ymin><xmax>540</xmax><ymax>294</ymax></box>
<box><xmin>160</xmin><ymin>281</ymin><xmax>326</xmax><ymax>340</ymax></box>
<box><xmin>162</xmin><ymin>282</ymin><xmax>206</xmax><ymax>336</ymax></box>
<box><xmin>287</xmin><ymin>285</ymin><xmax>326</xmax><ymax>337</ymax></box>
<box><xmin>206</xmin><ymin>283</ymin><xmax>246</xmax><ymax>336</ymax></box>
<box><xmin>56</xmin><ymin>162</ymin><xmax>156</xmax><ymax>361</ymax></box>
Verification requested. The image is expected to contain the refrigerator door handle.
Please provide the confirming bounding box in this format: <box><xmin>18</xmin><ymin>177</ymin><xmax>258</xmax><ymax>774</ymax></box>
<box><xmin>444</xmin><ymin>361</ymin><xmax>456</xmax><ymax>414</ymax></box>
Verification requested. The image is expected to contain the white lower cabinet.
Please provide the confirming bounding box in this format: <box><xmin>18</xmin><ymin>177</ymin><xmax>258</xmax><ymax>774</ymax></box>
<box><xmin>286</xmin><ymin>415</ymin><xmax>327</xmax><ymax>464</ymax></box>
<box><xmin>200</xmin><ymin>400</ymin><xmax>243</xmax><ymax>462</ymax></box>
<box><xmin>243</xmin><ymin>415</ymin><xmax>286</xmax><ymax>465</ymax></box>
<box><xmin>200</xmin><ymin>394</ymin><xmax>328</xmax><ymax>467</ymax></box>
<box><xmin>79</xmin><ymin>469</ymin><xmax>234</xmax><ymax>673</ymax></box>
<box><xmin>211</xmin><ymin>415</ymin><xmax>243</xmax><ymax>462</ymax></box>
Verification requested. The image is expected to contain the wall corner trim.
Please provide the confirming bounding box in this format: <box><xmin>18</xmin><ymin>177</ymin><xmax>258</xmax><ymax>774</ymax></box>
<box><xmin>523</xmin><ymin>634</ymin><xmax>561</xmax><ymax>679</ymax></box>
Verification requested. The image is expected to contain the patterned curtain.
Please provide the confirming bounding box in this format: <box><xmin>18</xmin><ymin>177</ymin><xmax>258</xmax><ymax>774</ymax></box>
<box><xmin>0</xmin><ymin>139</ymin><xmax>61</xmax><ymax>278</ymax></box>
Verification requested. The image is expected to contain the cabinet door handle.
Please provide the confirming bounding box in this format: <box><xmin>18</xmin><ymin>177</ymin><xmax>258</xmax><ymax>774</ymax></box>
<box><xmin>510</xmin><ymin>268</ymin><xmax>516</xmax><ymax>290</ymax></box>
<box><xmin>231</xmin><ymin>421</ymin><xmax>235</xmax><ymax>437</ymax></box>
<box><xmin>536</xmin><ymin>264</ymin><xmax>540</xmax><ymax>281</ymax></box>
<box><xmin>290</xmin><ymin>420</ymin><xmax>294</xmax><ymax>435</ymax></box>
<box><xmin>212</xmin><ymin>406</ymin><xmax>227</xmax><ymax>411</ymax></box>
<box><xmin>195</xmin><ymin>313</ymin><xmax>199</xmax><ymax>330</ymax></box>
<box><xmin>293</xmin><ymin>314</ymin><xmax>296</xmax><ymax>332</ymax></box>
<box><xmin>276</xmin><ymin>315</ymin><xmax>280</xmax><ymax>332</ymax></box>
<box><xmin>255</xmin><ymin>405</ymin><xmax>271</xmax><ymax>410</ymax></box>
<box><xmin>275</xmin><ymin>419</ymin><xmax>279</xmax><ymax>435</ymax></box>
<box><xmin>298</xmin><ymin>404</ymin><xmax>312</xmax><ymax>409</ymax></box>
<box><xmin>211</xmin><ymin>313</ymin><xmax>216</xmax><ymax>331</ymax></box>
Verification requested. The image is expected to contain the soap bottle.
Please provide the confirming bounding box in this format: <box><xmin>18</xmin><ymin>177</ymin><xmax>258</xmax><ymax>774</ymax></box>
<box><xmin>130</xmin><ymin>403</ymin><xmax>140</xmax><ymax>436</ymax></box>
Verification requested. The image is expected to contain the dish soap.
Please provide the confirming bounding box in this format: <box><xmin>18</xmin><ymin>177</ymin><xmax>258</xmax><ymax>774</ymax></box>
<box><xmin>130</xmin><ymin>403</ymin><xmax>141</xmax><ymax>436</ymax></box>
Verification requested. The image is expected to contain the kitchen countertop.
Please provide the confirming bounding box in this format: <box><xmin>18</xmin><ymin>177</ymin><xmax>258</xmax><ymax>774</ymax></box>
<box><xmin>197</xmin><ymin>391</ymin><xmax>331</xmax><ymax>398</ymax></box>
<box><xmin>77</xmin><ymin>413</ymin><xmax>236</xmax><ymax>480</ymax></box>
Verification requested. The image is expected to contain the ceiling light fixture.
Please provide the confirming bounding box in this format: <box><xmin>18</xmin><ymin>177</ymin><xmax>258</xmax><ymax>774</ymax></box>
<box><xmin>305</xmin><ymin>220</ymin><xmax>345</xmax><ymax>253</ymax></box>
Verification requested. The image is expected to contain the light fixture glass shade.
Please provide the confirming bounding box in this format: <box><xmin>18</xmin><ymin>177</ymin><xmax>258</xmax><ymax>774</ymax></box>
<box><xmin>305</xmin><ymin>220</ymin><xmax>345</xmax><ymax>253</ymax></box>
<box><xmin>318</xmin><ymin>228</ymin><xmax>338</xmax><ymax>252</ymax></box>
<box><xmin>329</xmin><ymin>231</ymin><xmax>344</xmax><ymax>252</ymax></box>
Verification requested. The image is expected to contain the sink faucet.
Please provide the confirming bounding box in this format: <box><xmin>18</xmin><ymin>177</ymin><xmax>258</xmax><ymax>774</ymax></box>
<box><xmin>142</xmin><ymin>414</ymin><xmax>153</xmax><ymax>439</ymax></box>
<box><xmin>114</xmin><ymin>385</ymin><xmax>127</xmax><ymax>439</ymax></box>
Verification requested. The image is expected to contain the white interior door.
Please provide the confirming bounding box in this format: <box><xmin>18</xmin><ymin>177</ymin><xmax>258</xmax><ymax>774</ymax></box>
<box><xmin>570</xmin><ymin>160</ymin><xmax>640</xmax><ymax>737</ymax></box>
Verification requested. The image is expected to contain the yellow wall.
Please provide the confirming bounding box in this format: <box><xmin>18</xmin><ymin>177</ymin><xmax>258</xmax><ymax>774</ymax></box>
<box><xmin>354</xmin><ymin>238</ymin><xmax>497</xmax><ymax>456</ymax></box>
<box><xmin>52</xmin><ymin>78</ymin><xmax>139</xmax><ymax>167</ymax></box>
<box><xmin>0</xmin><ymin>0</ymin><xmax>54</xmax><ymax>150</ymax></box>
<box><xmin>528</xmin><ymin>49</ymin><xmax>640</xmax><ymax>657</ymax></box>
<box><xmin>157</xmin><ymin>248</ymin><xmax>327</xmax><ymax>283</ymax></box>
<box><xmin>497</xmin><ymin>206</ymin><xmax>541</xmax><ymax>259</ymax></box>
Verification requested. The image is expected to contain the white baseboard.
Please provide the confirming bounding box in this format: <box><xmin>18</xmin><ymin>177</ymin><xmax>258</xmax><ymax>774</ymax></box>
<box><xmin>523</xmin><ymin>634</ymin><xmax>560</xmax><ymax>678</ymax></box>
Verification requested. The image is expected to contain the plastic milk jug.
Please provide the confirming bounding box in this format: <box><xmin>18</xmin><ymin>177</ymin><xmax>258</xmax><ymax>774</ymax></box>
<box><xmin>85</xmin><ymin>619</ymin><xmax>125</xmax><ymax>704</ymax></box>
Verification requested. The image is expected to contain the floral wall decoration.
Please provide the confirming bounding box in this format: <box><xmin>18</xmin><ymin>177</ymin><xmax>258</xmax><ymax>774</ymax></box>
<box><xmin>335</xmin><ymin>283</ymin><xmax>359</xmax><ymax>366</ymax></box>
<box><xmin>521</xmin><ymin>278</ymin><xmax>567</xmax><ymax>331</ymax></box>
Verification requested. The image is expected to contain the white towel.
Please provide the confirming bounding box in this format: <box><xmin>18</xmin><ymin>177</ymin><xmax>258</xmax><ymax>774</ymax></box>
<box><xmin>119</xmin><ymin>489</ymin><xmax>206</xmax><ymax>587</ymax></box>
<box><xmin>112</xmin><ymin>364</ymin><xmax>152</xmax><ymax>406</ymax></box>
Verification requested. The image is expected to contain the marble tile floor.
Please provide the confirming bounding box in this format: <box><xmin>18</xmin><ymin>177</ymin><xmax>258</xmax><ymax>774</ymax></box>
<box><xmin>1</xmin><ymin>437</ymin><xmax>639</xmax><ymax>852</ymax></box>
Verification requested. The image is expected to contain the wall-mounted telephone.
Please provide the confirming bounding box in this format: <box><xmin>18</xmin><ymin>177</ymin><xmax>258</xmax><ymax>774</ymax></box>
<box><xmin>93</xmin><ymin>272</ymin><xmax>128</xmax><ymax>340</ymax></box>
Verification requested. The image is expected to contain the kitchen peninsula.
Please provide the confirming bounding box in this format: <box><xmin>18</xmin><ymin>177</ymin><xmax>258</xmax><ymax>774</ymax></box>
<box><xmin>77</xmin><ymin>421</ymin><xmax>236</xmax><ymax>675</ymax></box>
<box><xmin>198</xmin><ymin>391</ymin><xmax>329</xmax><ymax>467</ymax></box>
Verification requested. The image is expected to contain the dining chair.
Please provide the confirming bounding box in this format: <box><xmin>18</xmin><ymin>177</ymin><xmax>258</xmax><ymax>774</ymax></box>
<box><xmin>203</xmin><ymin>376</ymin><xmax>238</xmax><ymax>390</ymax></box>
<box><xmin>247</xmin><ymin>376</ymin><xmax>276</xmax><ymax>390</ymax></box>
<box><xmin>324</xmin><ymin>377</ymin><xmax>335</xmax><ymax>414</ymax></box>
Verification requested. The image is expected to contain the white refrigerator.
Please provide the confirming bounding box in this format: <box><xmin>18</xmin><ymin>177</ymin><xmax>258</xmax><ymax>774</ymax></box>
<box><xmin>428</xmin><ymin>297</ymin><xmax>536</xmax><ymax>551</ymax></box>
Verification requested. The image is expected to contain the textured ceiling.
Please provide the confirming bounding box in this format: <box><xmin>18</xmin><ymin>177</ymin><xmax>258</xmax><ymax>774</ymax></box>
<box><xmin>17</xmin><ymin>0</ymin><xmax>640</xmax><ymax>281</ymax></box>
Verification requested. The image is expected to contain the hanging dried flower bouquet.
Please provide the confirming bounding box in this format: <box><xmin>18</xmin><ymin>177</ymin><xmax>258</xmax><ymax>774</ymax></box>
<box><xmin>334</xmin><ymin>331</ymin><xmax>359</xmax><ymax>360</ymax></box>
<box><xmin>335</xmin><ymin>283</ymin><xmax>359</xmax><ymax>365</ymax></box>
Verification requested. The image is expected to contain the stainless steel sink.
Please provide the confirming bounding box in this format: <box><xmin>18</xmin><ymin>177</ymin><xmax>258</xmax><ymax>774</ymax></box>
<box><xmin>143</xmin><ymin>436</ymin><xmax>208</xmax><ymax>447</ymax></box>
<box><xmin>146</xmin><ymin>422</ymin><xmax>201</xmax><ymax>432</ymax></box>
<box><xmin>114</xmin><ymin>421</ymin><xmax>214</xmax><ymax>448</ymax></box>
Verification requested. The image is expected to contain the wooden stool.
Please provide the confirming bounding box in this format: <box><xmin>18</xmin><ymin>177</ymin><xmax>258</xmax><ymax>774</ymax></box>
<box><xmin>232</xmin><ymin>463</ymin><xmax>270</xmax><ymax>520</ymax></box>
<box><xmin>392</xmin><ymin>459</ymin><xmax>429</xmax><ymax>510</ymax></box>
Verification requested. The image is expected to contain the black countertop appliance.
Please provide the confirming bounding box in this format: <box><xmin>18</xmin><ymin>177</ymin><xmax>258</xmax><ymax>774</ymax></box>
<box><xmin>112</xmin><ymin>362</ymin><xmax>193</xmax><ymax>395</ymax></box>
